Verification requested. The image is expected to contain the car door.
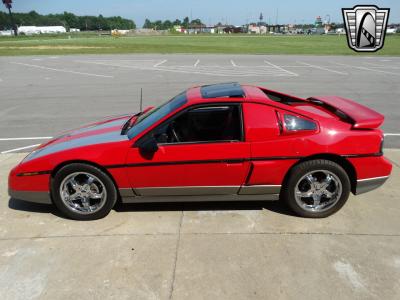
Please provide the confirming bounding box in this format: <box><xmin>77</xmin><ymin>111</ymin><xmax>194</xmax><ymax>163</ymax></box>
<box><xmin>126</xmin><ymin>103</ymin><xmax>251</xmax><ymax>196</ymax></box>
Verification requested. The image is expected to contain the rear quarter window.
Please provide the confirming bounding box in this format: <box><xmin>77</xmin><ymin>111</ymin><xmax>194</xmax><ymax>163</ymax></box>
<box><xmin>283</xmin><ymin>114</ymin><xmax>317</xmax><ymax>131</ymax></box>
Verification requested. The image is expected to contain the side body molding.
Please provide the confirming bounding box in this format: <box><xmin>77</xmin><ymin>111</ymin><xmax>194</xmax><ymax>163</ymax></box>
<box><xmin>118</xmin><ymin>185</ymin><xmax>281</xmax><ymax>203</ymax></box>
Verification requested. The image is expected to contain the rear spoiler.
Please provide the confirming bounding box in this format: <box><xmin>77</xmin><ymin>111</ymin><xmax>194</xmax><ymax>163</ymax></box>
<box><xmin>307</xmin><ymin>96</ymin><xmax>384</xmax><ymax>129</ymax></box>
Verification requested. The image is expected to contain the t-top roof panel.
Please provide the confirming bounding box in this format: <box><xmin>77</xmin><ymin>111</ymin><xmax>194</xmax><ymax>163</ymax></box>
<box><xmin>200</xmin><ymin>82</ymin><xmax>245</xmax><ymax>99</ymax></box>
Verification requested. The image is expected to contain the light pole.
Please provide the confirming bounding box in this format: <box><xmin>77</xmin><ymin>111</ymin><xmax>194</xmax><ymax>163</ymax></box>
<box><xmin>2</xmin><ymin>0</ymin><xmax>18</xmax><ymax>36</ymax></box>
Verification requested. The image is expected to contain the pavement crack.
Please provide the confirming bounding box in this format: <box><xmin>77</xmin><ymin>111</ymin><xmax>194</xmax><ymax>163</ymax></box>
<box><xmin>168</xmin><ymin>210</ymin><xmax>184</xmax><ymax>300</ymax></box>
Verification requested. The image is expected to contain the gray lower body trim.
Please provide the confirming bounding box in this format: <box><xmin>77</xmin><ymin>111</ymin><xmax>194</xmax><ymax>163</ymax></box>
<box><xmin>239</xmin><ymin>185</ymin><xmax>281</xmax><ymax>195</ymax></box>
<box><xmin>134</xmin><ymin>186</ymin><xmax>240</xmax><ymax>196</ymax></box>
<box><xmin>119</xmin><ymin>188</ymin><xmax>136</xmax><ymax>197</ymax></box>
<box><xmin>8</xmin><ymin>189</ymin><xmax>52</xmax><ymax>204</ymax></box>
<box><xmin>355</xmin><ymin>176</ymin><xmax>390</xmax><ymax>195</ymax></box>
<box><xmin>121</xmin><ymin>185</ymin><xmax>281</xmax><ymax>203</ymax></box>
<box><xmin>122</xmin><ymin>194</ymin><xmax>279</xmax><ymax>203</ymax></box>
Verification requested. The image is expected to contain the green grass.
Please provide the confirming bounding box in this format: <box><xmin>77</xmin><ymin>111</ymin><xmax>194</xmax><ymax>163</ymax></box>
<box><xmin>0</xmin><ymin>34</ymin><xmax>399</xmax><ymax>56</ymax></box>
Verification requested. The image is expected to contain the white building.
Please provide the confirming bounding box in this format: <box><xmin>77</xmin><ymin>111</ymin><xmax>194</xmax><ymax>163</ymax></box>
<box><xmin>248</xmin><ymin>24</ymin><xmax>267</xmax><ymax>34</ymax></box>
<box><xmin>18</xmin><ymin>26</ymin><xmax>66</xmax><ymax>35</ymax></box>
<box><xmin>386</xmin><ymin>28</ymin><xmax>398</xmax><ymax>34</ymax></box>
<box><xmin>111</xmin><ymin>29</ymin><xmax>130</xmax><ymax>35</ymax></box>
<box><xmin>0</xmin><ymin>30</ymin><xmax>12</xmax><ymax>36</ymax></box>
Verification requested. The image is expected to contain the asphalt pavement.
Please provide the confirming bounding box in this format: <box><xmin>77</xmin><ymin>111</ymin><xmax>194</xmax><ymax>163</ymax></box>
<box><xmin>0</xmin><ymin>54</ymin><xmax>399</xmax><ymax>153</ymax></box>
<box><xmin>0</xmin><ymin>150</ymin><xmax>399</xmax><ymax>299</ymax></box>
<box><xmin>1</xmin><ymin>54</ymin><xmax>400</xmax><ymax>299</ymax></box>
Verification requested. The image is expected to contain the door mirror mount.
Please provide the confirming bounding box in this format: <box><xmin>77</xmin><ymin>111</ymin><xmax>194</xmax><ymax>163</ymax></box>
<box><xmin>134</xmin><ymin>136</ymin><xmax>159</xmax><ymax>153</ymax></box>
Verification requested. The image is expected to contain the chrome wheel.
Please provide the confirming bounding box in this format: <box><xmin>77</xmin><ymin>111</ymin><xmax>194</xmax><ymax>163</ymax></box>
<box><xmin>294</xmin><ymin>170</ymin><xmax>342</xmax><ymax>213</ymax></box>
<box><xmin>59</xmin><ymin>172</ymin><xmax>107</xmax><ymax>214</ymax></box>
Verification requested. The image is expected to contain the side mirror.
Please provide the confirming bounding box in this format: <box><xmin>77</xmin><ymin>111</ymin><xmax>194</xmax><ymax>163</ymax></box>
<box><xmin>135</xmin><ymin>136</ymin><xmax>159</xmax><ymax>153</ymax></box>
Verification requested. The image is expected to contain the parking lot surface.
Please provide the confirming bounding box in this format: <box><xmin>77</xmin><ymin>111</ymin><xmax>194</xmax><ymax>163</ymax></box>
<box><xmin>0</xmin><ymin>54</ymin><xmax>400</xmax><ymax>153</ymax></box>
<box><xmin>1</xmin><ymin>150</ymin><xmax>399</xmax><ymax>299</ymax></box>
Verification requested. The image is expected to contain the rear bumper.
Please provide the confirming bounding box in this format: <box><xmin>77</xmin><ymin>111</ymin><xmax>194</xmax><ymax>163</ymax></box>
<box><xmin>8</xmin><ymin>189</ymin><xmax>52</xmax><ymax>204</ymax></box>
<box><xmin>355</xmin><ymin>176</ymin><xmax>390</xmax><ymax>195</ymax></box>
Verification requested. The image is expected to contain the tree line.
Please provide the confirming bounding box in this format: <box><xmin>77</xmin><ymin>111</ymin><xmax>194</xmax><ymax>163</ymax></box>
<box><xmin>143</xmin><ymin>17</ymin><xmax>204</xmax><ymax>30</ymax></box>
<box><xmin>0</xmin><ymin>10</ymin><xmax>136</xmax><ymax>30</ymax></box>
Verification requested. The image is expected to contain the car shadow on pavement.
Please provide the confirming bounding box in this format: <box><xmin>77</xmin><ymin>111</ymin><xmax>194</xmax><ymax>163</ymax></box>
<box><xmin>8</xmin><ymin>198</ymin><xmax>66</xmax><ymax>218</ymax></box>
<box><xmin>114</xmin><ymin>200</ymin><xmax>297</xmax><ymax>217</ymax></box>
<box><xmin>8</xmin><ymin>198</ymin><xmax>297</xmax><ymax>218</ymax></box>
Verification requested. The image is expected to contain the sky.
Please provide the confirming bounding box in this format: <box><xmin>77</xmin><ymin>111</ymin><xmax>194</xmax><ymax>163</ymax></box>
<box><xmin>1</xmin><ymin>0</ymin><xmax>399</xmax><ymax>27</ymax></box>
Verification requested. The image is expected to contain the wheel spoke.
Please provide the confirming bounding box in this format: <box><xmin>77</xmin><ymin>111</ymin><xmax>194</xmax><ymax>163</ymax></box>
<box><xmin>60</xmin><ymin>171</ymin><xmax>107</xmax><ymax>215</ymax></box>
<box><xmin>294</xmin><ymin>169</ymin><xmax>343</xmax><ymax>213</ymax></box>
<box><xmin>81</xmin><ymin>197</ymin><xmax>91</xmax><ymax>211</ymax></box>
<box><xmin>321</xmin><ymin>174</ymin><xmax>333</xmax><ymax>189</ymax></box>
<box><xmin>69</xmin><ymin>178</ymin><xmax>79</xmax><ymax>191</ymax></box>
<box><xmin>86</xmin><ymin>176</ymin><xmax>95</xmax><ymax>185</ymax></box>
<box><xmin>305</xmin><ymin>174</ymin><xmax>316</xmax><ymax>185</ymax></box>
<box><xmin>68</xmin><ymin>192</ymin><xmax>79</xmax><ymax>201</ymax></box>
<box><xmin>312</xmin><ymin>194</ymin><xmax>321</xmax><ymax>207</ymax></box>
<box><xmin>296</xmin><ymin>190</ymin><xmax>313</xmax><ymax>198</ymax></box>
<box><xmin>89</xmin><ymin>192</ymin><xmax>102</xmax><ymax>199</ymax></box>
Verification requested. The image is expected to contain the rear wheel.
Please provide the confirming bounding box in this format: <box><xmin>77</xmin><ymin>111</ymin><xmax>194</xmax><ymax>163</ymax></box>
<box><xmin>282</xmin><ymin>159</ymin><xmax>350</xmax><ymax>218</ymax></box>
<box><xmin>51</xmin><ymin>163</ymin><xmax>117</xmax><ymax>220</ymax></box>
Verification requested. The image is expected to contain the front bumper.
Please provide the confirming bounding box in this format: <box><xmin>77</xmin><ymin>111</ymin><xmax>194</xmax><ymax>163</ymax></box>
<box><xmin>355</xmin><ymin>176</ymin><xmax>390</xmax><ymax>195</ymax></box>
<box><xmin>8</xmin><ymin>189</ymin><xmax>52</xmax><ymax>204</ymax></box>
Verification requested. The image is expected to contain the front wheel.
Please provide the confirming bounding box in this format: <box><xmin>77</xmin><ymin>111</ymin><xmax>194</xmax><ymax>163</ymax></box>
<box><xmin>51</xmin><ymin>163</ymin><xmax>117</xmax><ymax>220</ymax></box>
<box><xmin>281</xmin><ymin>159</ymin><xmax>351</xmax><ymax>218</ymax></box>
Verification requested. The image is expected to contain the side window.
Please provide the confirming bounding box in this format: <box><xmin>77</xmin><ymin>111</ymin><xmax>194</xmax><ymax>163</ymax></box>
<box><xmin>152</xmin><ymin>105</ymin><xmax>242</xmax><ymax>144</ymax></box>
<box><xmin>283</xmin><ymin>114</ymin><xmax>317</xmax><ymax>131</ymax></box>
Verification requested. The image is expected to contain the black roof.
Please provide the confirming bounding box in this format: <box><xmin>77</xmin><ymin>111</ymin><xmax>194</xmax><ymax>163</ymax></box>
<box><xmin>200</xmin><ymin>82</ymin><xmax>244</xmax><ymax>99</ymax></box>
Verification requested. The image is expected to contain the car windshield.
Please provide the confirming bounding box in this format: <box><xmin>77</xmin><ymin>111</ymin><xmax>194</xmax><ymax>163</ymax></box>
<box><xmin>127</xmin><ymin>92</ymin><xmax>188</xmax><ymax>139</ymax></box>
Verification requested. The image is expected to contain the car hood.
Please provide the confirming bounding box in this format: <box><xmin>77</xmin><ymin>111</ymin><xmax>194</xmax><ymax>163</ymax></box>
<box><xmin>24</xmin><ymin>114</ymin><xmax>133</xmax><ymax>162</ymax></box>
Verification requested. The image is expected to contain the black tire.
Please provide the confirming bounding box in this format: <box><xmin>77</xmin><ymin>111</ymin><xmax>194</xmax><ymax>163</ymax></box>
<box><xmin>51</xmin><ymin>163</ymin><xmax>118</xmax><ymax>220</ymax></box>
<box><xmin>281</xmin><ymin>159</ymin><xmax>350</xmax><ymax>218</ymax></box>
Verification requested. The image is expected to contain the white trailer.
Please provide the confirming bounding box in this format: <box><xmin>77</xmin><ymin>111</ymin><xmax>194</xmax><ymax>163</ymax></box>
<box><xmin>18</xmin><ymin>26</ymin><xmax>66</xmax><ymax>35</ymax></box>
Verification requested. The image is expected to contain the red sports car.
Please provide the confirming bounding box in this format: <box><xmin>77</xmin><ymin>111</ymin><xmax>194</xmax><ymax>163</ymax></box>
<box><xmin>9</xmin><ymin>83</ymin><xmax>392</xmax><ymax>220</ymax></box>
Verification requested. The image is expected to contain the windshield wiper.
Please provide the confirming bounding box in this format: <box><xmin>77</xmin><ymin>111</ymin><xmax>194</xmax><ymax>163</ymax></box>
<box><xmin>121</xmin><ymin>112</ymin><xmax>142</xmax><ymax>135</ymax></box>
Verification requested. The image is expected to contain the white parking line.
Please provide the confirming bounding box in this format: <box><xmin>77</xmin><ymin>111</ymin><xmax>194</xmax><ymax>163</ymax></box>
<box><xmin>10</xmin><ymin>62</ymin><xmax>114</xmax><ymax>78</ymax></box>
<box><xmin>297</xmin><ymin>61</ymin><xmax>348</xmax><ymax>75</ymax></box>
<box><xmin>362</xmin><ymin>62</ymin><xmax>400</xmax><ymax>69</ymax></box>
<box><xmin>358</xmin><ymin>66</ymin><xmax>400</xmax><ymax>76</ymax></box>
<box><xmin>385</xmin><ymin>133</ymin><xmax>400</xmax><ymax>136</ymax></box>
<box><xmin>153</xmin><ymin>60</ymin><xmax>167</xmax><ymax>67</ymax></box>
<box><xmin>194</xmin><ymin>59</ymin><xmax>200</xmax><ymax>67</ymax></box>
<box><xmin>78</xmin><ymin>60</ymin><xmax>296</xmax><ymax>77</ymax></box>
<box><xmin>264</xmin><ymin>60</ymin><xmax>299</xmax><ymax>76</ymax></box>
<box><xmin>0</xmin><ymin>137</ymin><xmax>52</xmax><ymax>141</ymax></box>
<box><xmin>363</xmin><ymin>62</ymin><xmax>385</xmax><ymax>67</ymax></box>
<box><xmin>1</xmin><ymin>144</ymin><xmax>40</xmax><ymax>154</ymax></box>
<box><xmin>333</xmin><ymin>62</ymin><xmax>400</xmax><ymax>76</ymax></box>
<box><xmin>230</xmin><ymin>60</ymin><xmax>238</xmax><ymax>67</ymax></box>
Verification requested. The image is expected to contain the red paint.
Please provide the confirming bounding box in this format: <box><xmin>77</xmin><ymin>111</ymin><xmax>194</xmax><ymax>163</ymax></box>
<box><xmin>308</xmin><ymin>96</ymin><xmax>384</xmax><ymax>129</ymax></box>
<box><xmin>126</xmin><ymin>142</ymin><xmax>251</xmax><ymax>187</ymax></box>
<box><xmin>9</xmin><ymin>84</ymin><xmax>392</xmax><ymax>195</ymax></box>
